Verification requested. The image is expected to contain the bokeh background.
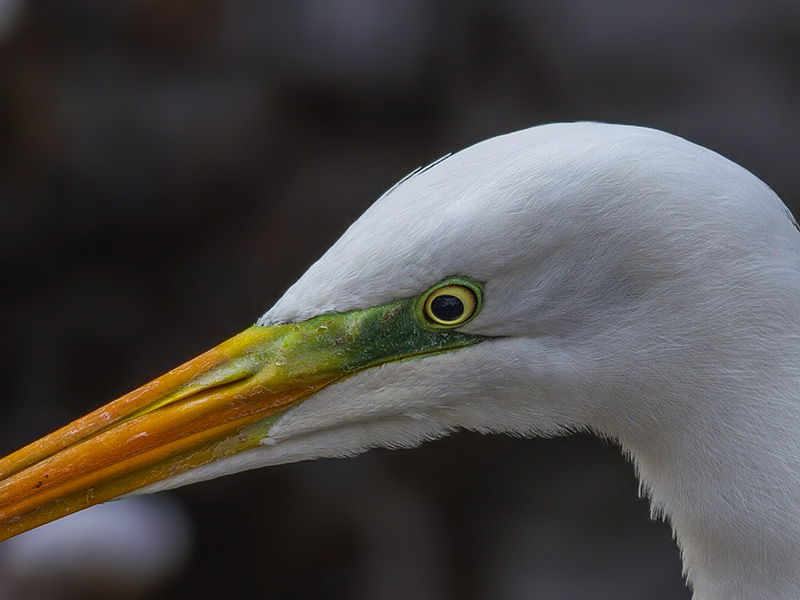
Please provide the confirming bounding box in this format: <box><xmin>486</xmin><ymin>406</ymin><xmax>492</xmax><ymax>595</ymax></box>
<box><xmin>1</xmin><ymin>1</ymin><xmax>798</xmax><ymax>599</ymax></box>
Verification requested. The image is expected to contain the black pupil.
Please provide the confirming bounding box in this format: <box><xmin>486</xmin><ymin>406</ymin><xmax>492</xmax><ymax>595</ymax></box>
<box><xmin>430</xmin><ymin>294</ymin><xmax>465</xmax><ymax>322</ymax></box>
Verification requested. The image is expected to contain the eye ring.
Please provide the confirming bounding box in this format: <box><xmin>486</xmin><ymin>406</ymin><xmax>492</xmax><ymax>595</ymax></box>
<box><xmin>423</xmin><ymin>284</ymin><xmax>479</xmax><ymax>327</ymax></box>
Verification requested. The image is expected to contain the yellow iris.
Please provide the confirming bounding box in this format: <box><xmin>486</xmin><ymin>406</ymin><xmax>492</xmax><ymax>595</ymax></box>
<box><xmin>423</xmin><ymin>284</ymin><xmax>479</xmax><ymax>326</ymax></box>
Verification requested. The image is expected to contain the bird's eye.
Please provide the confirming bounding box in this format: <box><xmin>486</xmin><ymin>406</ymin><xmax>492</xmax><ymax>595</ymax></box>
<box><xmin>422</xmin><ymin>284</ymin><xmax>479</xmax><ymax>327</ymax></box>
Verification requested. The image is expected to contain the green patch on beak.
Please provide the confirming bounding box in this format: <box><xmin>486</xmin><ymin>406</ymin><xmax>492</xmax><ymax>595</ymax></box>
<box><xmin>283</xmin><ymin>275</ymin><xmax>487</xmax><ymax>377</ymax></box>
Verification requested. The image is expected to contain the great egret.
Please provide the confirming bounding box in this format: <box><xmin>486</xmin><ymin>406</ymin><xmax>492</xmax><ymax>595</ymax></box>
<box><xmin>0</xmin><ymin>123</ymin><xmax>797</xmax><ymax>599</ymax></box>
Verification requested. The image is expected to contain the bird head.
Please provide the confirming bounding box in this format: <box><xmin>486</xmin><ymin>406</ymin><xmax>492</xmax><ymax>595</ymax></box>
<box><xmin>2</xmin><ymin>122</ymin><xmax>797</xmax><ymax>541</ymax></box>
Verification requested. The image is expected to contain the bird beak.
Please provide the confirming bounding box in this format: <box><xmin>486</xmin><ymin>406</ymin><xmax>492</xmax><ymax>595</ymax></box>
<box><xmin>0</xmin><ymin>324</ymin><xmax>337</xmax><ymax>542</ymax></box>
<box><xmin>0</xmin><ymin>293</ymin><xmax>484</xmax><ymax>542</ymax></box>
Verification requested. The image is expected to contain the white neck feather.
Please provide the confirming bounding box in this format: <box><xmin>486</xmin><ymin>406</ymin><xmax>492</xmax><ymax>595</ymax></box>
<box><xmin>612</xmin><ymin>375</ymin><xmax>800</xmax><ymax>599</ymax></box>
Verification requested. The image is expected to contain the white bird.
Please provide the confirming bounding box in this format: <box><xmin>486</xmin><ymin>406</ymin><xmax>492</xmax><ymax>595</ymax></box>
<box><xmin>0</xmin><ymin>123</ymin><xmax>798</xmax><ymax>600</ymax></box>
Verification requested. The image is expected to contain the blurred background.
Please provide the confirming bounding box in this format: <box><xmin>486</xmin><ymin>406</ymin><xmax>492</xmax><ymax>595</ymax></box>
<box><xmin>0</xmin><ymin>1</ymin><xmax>797</xmax><ymax>599</ymax></box>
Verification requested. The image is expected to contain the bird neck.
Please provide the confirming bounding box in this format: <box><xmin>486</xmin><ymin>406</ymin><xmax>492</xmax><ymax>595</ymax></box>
<box><xmin>615</xmin><ymin>381</ymin><xmax>800</xmax><ymax>600</ymax></box>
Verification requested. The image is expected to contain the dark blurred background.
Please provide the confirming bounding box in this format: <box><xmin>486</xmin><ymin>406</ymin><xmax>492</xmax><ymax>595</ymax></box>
<box><xmin>0</xmin><ymin>1</ymin><xmax>797</xmax><ymax>599</ymax></box>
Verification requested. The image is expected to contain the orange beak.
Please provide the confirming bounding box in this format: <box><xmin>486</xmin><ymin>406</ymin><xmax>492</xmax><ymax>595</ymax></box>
<box><xmin>0</xmin><ymin>323</ymin><xmax>348</xmax><ymax>542</ymax></box>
